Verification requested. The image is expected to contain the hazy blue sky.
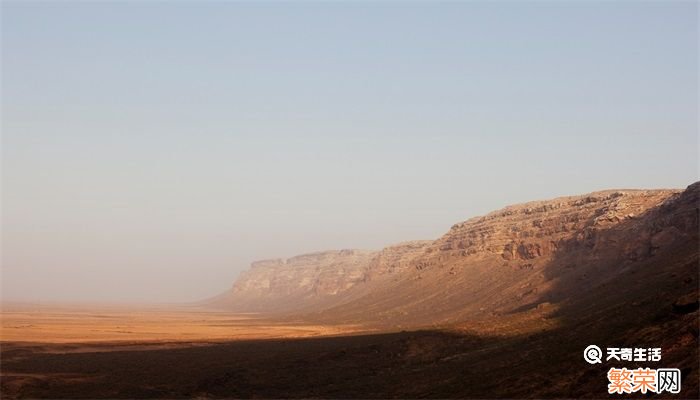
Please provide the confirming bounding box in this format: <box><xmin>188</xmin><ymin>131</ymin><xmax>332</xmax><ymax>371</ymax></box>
<box><xmin>2</xmin><ymin>1</ymin><xmax>697</xmax><ymax>302</ymax></box>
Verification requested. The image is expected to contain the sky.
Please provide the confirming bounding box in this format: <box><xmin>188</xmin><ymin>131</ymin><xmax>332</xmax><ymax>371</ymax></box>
<box><xmin>2</xmin><ymin>0</ymin><xmax>697</xmax><ymax>303</ymax></box>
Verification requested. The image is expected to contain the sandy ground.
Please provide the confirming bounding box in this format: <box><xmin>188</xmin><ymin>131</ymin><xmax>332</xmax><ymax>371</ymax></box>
<box><xmin>0</xmin><ymin>302</ymin><xmax>697</xmax><ymax>399</ymax></box>
<box><xmin>0</xmin><ymin>302</ymin><xmax>364</xmax><ymax>344</ymax></box>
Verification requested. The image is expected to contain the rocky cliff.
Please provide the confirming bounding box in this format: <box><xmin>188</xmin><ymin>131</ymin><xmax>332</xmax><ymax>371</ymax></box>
<box><xmin>213</xmin><ymin>183</ymin><xmax>698</xmax><ymax>329</ymax></box>
<box><xmin>211</xmin><ymin>239</ymin><xmax>439</xmax><ymax>313</ymax></box>
<box><xmin>213</xmin><ymin>249</ymin><xmax>376</xmax><ymax>312</ymax></box>
<box><xmin>365</xmin><ymin>240</ymin><xmax>433</xmax><ymax>280</ymax></box>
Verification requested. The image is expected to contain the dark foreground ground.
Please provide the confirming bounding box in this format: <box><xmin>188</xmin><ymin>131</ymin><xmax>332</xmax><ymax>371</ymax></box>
<box><xmin>1</xmin><ymin>307</ymin><xmax>697</xmax><ymax>399</ymax></box>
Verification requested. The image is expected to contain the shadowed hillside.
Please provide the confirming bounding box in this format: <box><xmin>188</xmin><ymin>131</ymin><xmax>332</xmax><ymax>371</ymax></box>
<box><xmin>213</xmin><ymin>183</ymin><xmax>698</xmax><ymax>331</ymax></box>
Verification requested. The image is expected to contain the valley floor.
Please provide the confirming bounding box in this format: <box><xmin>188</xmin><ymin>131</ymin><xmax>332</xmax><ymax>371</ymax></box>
<box><xmin>0</xmin><ymin>303</ymin><xmax>361</xmax><ymax>343</ymax></box>
<box><xmin>0</xmin><ymin>303</ymin><xmax>697</xmax><ymax>399</ymax></box>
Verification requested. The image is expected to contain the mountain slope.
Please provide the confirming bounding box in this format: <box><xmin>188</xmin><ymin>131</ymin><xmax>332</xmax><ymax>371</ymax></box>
<box><xmin>313</xmin><ymin>184</ymin><xmax>698</xmax><ymax>329</ymax></box>
<box><xmin>212</xmin><ymin>183</ymin><xmax>698</xmax><ymax>332</ymax></box>
<box><xmin>209</xmin><ymin>249</ymin><xmax>377</xmax><ymax>313</ymax></box>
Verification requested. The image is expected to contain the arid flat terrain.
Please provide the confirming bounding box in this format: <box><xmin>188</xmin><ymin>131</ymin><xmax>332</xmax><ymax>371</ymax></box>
<box><xmin>1</xmin><ymin>301</ymin><xmax>697</xmax><ymax>399</ymax></box>
<box><xmin>0</xmin><ymin>303</ymin><xmax>362</xmax><ymax>344</ymax></box>
<box><xmin>0</xmin><ymin>304</ymin><xmax>371</xmax><ymax>398</ymax></box>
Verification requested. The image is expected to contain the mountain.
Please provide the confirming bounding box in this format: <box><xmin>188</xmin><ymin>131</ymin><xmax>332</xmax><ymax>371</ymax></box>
<box><xmin>210</xmin><ymin>249</ymin><xmax>377</xmax><ymax>313</ymax></box>
<box><xmin>212</xmin><ymin>183</ymin><xmax>698</xmax><ymax>332</ymax></box>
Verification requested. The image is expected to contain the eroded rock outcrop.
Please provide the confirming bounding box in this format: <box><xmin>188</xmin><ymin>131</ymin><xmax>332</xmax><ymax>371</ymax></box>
<box><xmin>212</xmin><ymin>183</ymin><xmax>698</xmax><ymax>327</ymax></box>
<box><xmin>316</xmin><ymin>183</ymin><xmax>698</xmax><ymax>327</ymax></box>
<box><xmin>410</xmin><ymin>188</ymin><xmax>683</xmax><ymax>272</ymax></box>
<box><xmin>365</xmin><ymin>241</ymin><xmax>432</xmax><ymax>280</ymax></box>
<box><xmin>211</xmin><ymin>249</ymin><xmax>376</xmax><ymax>312</ymax></box>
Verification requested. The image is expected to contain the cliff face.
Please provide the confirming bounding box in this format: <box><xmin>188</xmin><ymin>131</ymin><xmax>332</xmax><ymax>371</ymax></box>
<box><xmin>412</xmin><ymin>188</ymin><xmax>681</xmax><ymax>271</ymax></box>
<box><xmin>316</xmin><ymin>183</ymin><xmax>698</xmax><ymax>327</ymax></box>
<box><xmin>213</xmin><ymin>241</ymin><xmax>437</xmax><ymax>313</ymax></box>
<box><xmin>216</xmin><ymin>249</ymin><xmax>376</xmax><ymax>312</ymax></box>
<box><xmin>365</xmin><ymin>241</ymin><xmax>432</xmax><ymax>280</ymax></box>
<box><xmin>213</xmin><ymin>183</ymin><xmax>698</xmax><ymax>328</ymax></box>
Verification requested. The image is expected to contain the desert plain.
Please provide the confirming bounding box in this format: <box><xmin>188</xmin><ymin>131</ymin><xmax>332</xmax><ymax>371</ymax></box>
<box><xmin>0</xmin><ymin>303</ymin><xmax>372</xmax><ymax>398</ymax></box>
